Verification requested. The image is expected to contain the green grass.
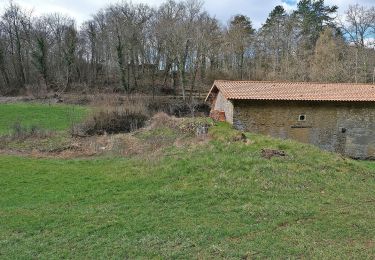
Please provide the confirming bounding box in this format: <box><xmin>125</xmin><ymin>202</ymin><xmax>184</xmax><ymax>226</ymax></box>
<box><xmin>0</xmin><ymin>124</ymin><xmax>374</xmax><ymax>258</ymax></box>
<box><xmin>0</xmin><ymin>103</ymin><xmax>87</xmax><ymax>134</ymax></box>
<box><xmin>361</xmin><ymin>161</ymin><xmax>375</xmax><ymax>170</ymax></box>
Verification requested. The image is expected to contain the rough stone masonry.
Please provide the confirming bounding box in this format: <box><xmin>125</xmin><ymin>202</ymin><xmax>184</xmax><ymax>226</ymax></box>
<box><xmin>233</xmin><ymin>100</ymin><xmax>375</xmax><ymax>159</ymax></box>
<box><xmin>206</xmin><ymin>81</ymin><xmax>375</xmax><ymax>159</ymax></box>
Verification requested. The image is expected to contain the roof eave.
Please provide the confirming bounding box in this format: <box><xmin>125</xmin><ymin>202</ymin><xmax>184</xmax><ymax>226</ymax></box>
<box><xmin>205</xmin><ymin>81</ymin><xmax>220</xmax><ymax>102</ymax></box>
<box><xmin>228</xmin><ymin>98</ymin><xmax>375</xmax><ymax>102</ymax></box>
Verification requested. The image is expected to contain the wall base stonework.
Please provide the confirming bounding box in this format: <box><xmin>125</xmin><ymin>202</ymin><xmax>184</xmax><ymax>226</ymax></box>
<box><xmin>210</xmin><ymin>110</ymin><xmax>226</xmax><ymax>122</ymax></box>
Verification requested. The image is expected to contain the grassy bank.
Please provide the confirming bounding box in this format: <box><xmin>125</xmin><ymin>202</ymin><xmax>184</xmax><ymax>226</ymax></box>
<box><xmin>361</xmin><ymin>161</ymin><xmax>375</xmax><ymax>170</ymax></box>
<box><xmin>0</xmin><ymin>125</ymin><xmax>374</xmax><ymax>258</ymax></box>
<box><xmin>0</xmin><ymin>103</ymin><xmax>87</xmax><ymax>134</ymax></box>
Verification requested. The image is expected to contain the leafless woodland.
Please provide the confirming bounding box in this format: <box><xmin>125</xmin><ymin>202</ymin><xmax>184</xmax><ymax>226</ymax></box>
<box><xmin>0</xmin><ymin>0</ymin><xmax>374</xmax><ymax>98</ymax></box>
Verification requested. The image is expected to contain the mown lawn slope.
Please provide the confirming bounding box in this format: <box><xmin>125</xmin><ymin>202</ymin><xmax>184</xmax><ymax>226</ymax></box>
<box><xmin>0</xmin><ymin>103</ymin><xmax>87</xmax><ymax>134</ymax></box>
<box><xmin>1</xmin><ymin>124</ymin><xmax>374</xmax><ymax>258</ymax></box>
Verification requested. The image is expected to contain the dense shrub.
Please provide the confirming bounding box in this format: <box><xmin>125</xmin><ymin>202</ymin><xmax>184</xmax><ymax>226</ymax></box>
<box><xmin>148</xmin><ymin>112</ymin><xmax>214</xmax><ymax>135</ymax></box>
<box><xmin>147</xmin><ymin>98</ymin><xmax>172</xmax><ymax>114</ymax></box>
<box><xmin>148</xmin><ymin>99</ymin><xmax>210</xmax><ymax>118</ymax></box>
<box><xmin>70</xmin><ymin>94</ymin><xmax>211</xmax><ymax>136</ymax></box>
<box><xmin>73</xmin><ymin>102</ymin><xmax>149</xmax><ymax>136</ymax></box>
<box><xmin>84</xmin><ymin>109</ymin><xmax>147</xmax><ymax>135</ymax></box>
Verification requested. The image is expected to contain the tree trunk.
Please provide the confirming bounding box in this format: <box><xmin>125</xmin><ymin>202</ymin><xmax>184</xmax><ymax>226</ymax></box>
<box><xmin>15</xmin><ymin>31</ymin><xmax>26</xmax><ymax>90</ymax></box>
<box><xmin>355</xmin><ymin>48</ymin><xmax>358</xmax><ymax>83</ymax></box>
<box><xmin>152</xmin><ymin>55</ymin><xmax>161</xmax><ymax>100</ymax></box>
<box><xmin>116</xmin><ymin>33</ymin><xmax>128</xmax><ymax>92</ymax></box>
<box><xmin>163</xmin><ymin>59</ymin><xmax>171</xmax><ymax>88</ymax></box>
<box><xmin>130</xmin><ymin>49</ymin><xmax>138</xmax><ymax>90</ymax></box>
<box><xmin>240</xmin><ymin>51</ymin><xmax>244</xmax><ymax>80</ymax></box>
<box><xmin>179</xmin><ymin>40</ymin><xmax>190</xmax><ymax>101</ymax></box>
<box><xmin>189</xmin><ymin>60</ymin><xmax>199</xmax><ymax>101</ymax></box>
<box><xmin>179</xmin><ymin>62</ymin><xmax>186</xmax><ymax>101</ymax></box>
<box><xmin>0</xmin><ymin>48</ymin><xmax>10</xmax><ymax>91</ymax></box>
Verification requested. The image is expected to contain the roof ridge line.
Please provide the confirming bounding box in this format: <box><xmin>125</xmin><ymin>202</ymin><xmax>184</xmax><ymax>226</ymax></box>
<box><xmin>213</xmin><ymin>80</ymin><xmax>375</xmax><ymax>86</ymax></box>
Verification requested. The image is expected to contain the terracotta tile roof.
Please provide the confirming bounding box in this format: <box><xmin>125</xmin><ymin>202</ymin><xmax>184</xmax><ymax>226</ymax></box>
<box><xmin>206</xmin><ymin>80</ymin><xmax>375</xmax><ymax>102</ymax></box>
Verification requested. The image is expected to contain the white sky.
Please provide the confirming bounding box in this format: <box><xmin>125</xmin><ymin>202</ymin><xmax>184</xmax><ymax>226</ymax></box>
<box><xmin>0</xmin><ymin>0</ymin><xmax>374</xmax><ymax>28</ymax></box>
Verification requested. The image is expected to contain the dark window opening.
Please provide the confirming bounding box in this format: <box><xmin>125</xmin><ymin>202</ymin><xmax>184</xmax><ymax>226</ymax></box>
<box><xmin>298</xmin><ymin>115</ymin><xmax>306</xmax><ymax>121</ymax></box>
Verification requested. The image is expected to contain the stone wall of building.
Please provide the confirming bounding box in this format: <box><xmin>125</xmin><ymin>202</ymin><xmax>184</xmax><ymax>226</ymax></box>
<box><xmin>233</xmin><ymin>100</ymin><xmax>375</xmax><ymax>159</ymax></box>
<box><xmin>213</xmin><ymin>91</ymin><xmax>234</xmax><ymax>124</ymax></box>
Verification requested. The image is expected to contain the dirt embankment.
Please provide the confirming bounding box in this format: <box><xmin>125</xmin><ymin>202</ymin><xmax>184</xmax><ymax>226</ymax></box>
<box><xmin>0</xmin><ymin>95</ymin><xmax>65</xmax><ymax>104</ymax></box>
<box><xmin>0</xmin><ymin>96</ymin><xmax>35</xmax><ymax>104</ymax></box>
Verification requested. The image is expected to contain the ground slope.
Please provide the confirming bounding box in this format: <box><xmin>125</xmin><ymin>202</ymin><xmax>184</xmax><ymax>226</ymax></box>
<box><xmin>1</xmin><ymin>124</ymin><xmax>374</xmax><ymax>258</ymax></box>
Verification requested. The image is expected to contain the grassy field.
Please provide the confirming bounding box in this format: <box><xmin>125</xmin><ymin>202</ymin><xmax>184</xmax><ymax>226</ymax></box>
<box><xmin>0</xmin><ymin>103</ymin><xmax>87</xmax><ymax>134</ymax></box>
<box><xmin>1</xmin><ymin>123</ymin><xmax>374</xmax><ymax>258</ymax></box>
<box><xmin>361</xmin><ymin>161</ymin><xmax>375</xmax><ymax>170</ymax></box>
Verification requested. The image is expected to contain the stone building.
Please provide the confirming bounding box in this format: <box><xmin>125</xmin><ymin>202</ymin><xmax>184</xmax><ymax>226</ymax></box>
<box><xmin>206</xmin><ymin>80</ymin><xmax>375</xmax><ymax>159</ymax></box>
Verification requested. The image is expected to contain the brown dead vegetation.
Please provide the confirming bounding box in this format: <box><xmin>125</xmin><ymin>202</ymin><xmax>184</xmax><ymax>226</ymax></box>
<box><xmin>0</xmin><ymin>113</ymin><xmax>215</xmax><ymax>159</ymax></box>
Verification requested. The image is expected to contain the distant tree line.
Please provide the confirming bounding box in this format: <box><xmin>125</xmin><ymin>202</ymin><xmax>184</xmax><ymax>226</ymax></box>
<box><xmin>0</xmin><ymin>0</ymin><xmax>374</xmax><ymax>97</ymax></box>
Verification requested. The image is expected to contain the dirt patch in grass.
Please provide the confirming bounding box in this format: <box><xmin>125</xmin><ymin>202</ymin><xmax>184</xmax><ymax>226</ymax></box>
<box><xmin>261</xmin><ymin>149</ymin><xmax>287</xmax><ymax>159</ymax></box>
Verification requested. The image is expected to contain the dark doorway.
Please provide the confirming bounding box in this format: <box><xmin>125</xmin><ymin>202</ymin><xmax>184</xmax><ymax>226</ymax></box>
<box><xmin>335</xmin><ymin>127</ymin><xmax>347</xmax><ymax>155</ymax></box>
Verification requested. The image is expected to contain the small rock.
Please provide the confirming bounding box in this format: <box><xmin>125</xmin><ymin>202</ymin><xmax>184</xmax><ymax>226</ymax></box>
<box><xmin>233</xmin><ymin>133</ymin><xmax>247</xmax><ymax>142</ymax></box>
<box><xmin>196</xmin><ymin>125</ymin><xmax>209</xmax><ymax>138</ymax></box>
<box><xmin>261</xmin><ymin>149</ymin><xmax>287</xmax><ymax>159</ymax></box>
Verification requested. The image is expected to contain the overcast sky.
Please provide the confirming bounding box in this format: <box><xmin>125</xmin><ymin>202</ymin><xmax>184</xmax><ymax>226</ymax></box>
<box><xmin>0</xmin><ymin>0</ymin><xmax>374</xmax><ymax>28</ymax></box>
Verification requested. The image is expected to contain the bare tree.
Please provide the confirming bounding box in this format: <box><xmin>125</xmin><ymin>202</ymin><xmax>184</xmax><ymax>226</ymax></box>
<box><xmin>341</xmin><ymin>4</ymin><xmax>374</xmax><ymax>47</ymax></box>
<box><xmin>1</xmin><ymin>2</ymin><xmax>31</xmax><ymax>93</ymax></box>
<box><xmin>339</xmin><ymin>5</ymin><xmax>375</xmax><ymax>83</ymax></box>
<box><xmin>0</xmin><ymin>0</ymin><xmax>375</xmax><ymax>96</ymax></box>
